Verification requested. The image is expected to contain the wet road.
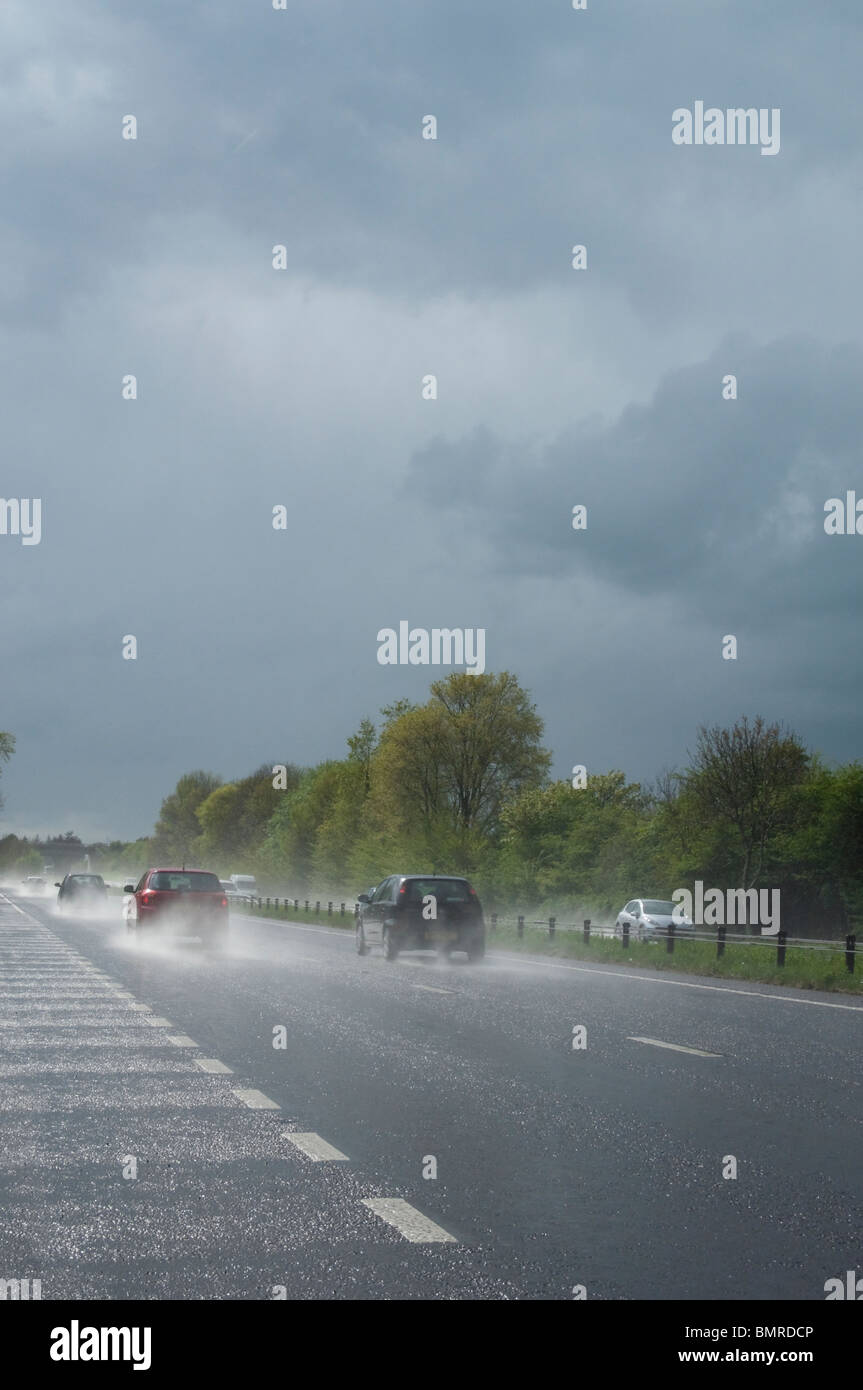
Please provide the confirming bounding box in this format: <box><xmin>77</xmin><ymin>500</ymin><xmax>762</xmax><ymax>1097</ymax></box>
<box><xmin>2</xmin><ymin>890</ymin><xmax>861</xmax><ymax>1300</ymax></box>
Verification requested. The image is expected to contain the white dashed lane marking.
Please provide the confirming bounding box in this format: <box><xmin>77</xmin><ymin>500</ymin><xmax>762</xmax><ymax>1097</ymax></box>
<box><xmin>232</xmin><ymin>1088</ymin><xmax>281</xmax><ymax>1110</ymax></box>
<box><xmin>282</xmin><ymin>1132</ymin><xmax>349</xmax><ymax>1162</ymax></box>
<box><xmin>361</xmin><ymin>1198</ymin><xmax>457</xmax><ymax>1244</ymax></box>
<box><xmin>1</xmin><ymin>896</ymin><xmax>464</xmax><ymax>1251</ymax></box>
<box><xmin>627</xmin><ymin>1035</ymin><xmax>722</xmax><ymax>1057</ymax></box>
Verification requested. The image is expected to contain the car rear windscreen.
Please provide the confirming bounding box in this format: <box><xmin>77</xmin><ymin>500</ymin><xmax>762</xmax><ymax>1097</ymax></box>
<box><xmin>150</xmin><ymin>872</ymin><xmax>222</xmax><ymax>892</ymax></box>
<box><xmin>405</xmin><ymin>879</ymin><xmax>471</xmax><ymax>903</ymax></box>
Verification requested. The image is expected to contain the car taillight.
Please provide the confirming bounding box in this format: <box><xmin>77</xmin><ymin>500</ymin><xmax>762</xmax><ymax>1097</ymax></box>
<box><xmin>220</xmin><ymin>897</ymin><xmax>227</xmax><ymax>907</ymax></box>
<box><xmin>142</xmin><ymin>891</ymin><xmax>155</xmax><ymax>904</ymax></box>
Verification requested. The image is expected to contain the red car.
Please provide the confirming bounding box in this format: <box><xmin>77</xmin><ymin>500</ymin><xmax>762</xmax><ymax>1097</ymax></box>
<box><xmin>123</xmin><ymin>868</ymin><xmax>229</xmax><ymax>948</ymax></box>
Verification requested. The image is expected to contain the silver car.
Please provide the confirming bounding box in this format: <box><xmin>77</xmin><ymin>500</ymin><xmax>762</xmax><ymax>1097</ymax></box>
<box><xmin>615</xmin><ymin>898</ymin><xmax>694</xmax><ymax>942</ymax></box>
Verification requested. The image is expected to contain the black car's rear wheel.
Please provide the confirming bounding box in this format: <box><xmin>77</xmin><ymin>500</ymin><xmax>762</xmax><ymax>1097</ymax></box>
<box><xmin>383</xmin><ymin>927</ymin><xmax>399</xmax><ymax>961</ymax></box>
<box><xmin>356</xmin><ymin>921</ymin><xmax>369</xmax><ymax>955</ymax></box>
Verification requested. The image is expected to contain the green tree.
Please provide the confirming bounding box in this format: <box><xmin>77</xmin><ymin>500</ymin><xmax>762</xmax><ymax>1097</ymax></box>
<box><xmin>195</xmin><ymin>783</ymin><xmax>243</xmax><ymax>862</ymax></box>
<box><xmin>682</xmin><ymin>717</ymin><xmax>810</xmax><ymax>890</ymax></box>
<box><xmin>368</xmin><ymin>672</ymin><xmax>549</xmax><ymax>847</ymax></box>
<box><xmin>0</xmin><ymin>731</ymin><xmax>15</xmax><ymax>811</ymax></box>
<box><xmin>262</xmin><ymin>763</ymin><xmax>342</xmax><ymax>890</ymax></box>
<box><xmin>152</xmin><ymin>770</ymin><xmax>221</xmax><ymax>863</ymax></box>
<box><xmin>498</xmin><ymin>772</ymin><xmax>646</xmax><ymax>907</ymax></box>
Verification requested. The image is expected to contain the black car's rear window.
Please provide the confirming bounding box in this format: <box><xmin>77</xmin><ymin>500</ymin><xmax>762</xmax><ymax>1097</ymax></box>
<box><xmin>150</xmin><ymin>872</ymin><xmax>221</xmax><ymax>892</ymax></box>
<box><xmin>71</xmin><ymin>875</ymin><xmax>104</xmax><ymax>885</ymax></box>
<box><xmin>405</xmin><ymin>879</ymin><xmax>472</xmax><ymax>903</ymax></box>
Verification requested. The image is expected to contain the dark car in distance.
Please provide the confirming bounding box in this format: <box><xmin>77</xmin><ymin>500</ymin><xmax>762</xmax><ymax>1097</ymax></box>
<box><xmin>355</xmin><ymin>875</ymin><xmax>485</xmax><ymax>962</ymax></box>
<box><xmin>55</xmin><ymin>873</ymin><xmax>108</xmax><ymax>912</ymax></box>
<box><xmin>123</xmin><ymin>868</ymin><xmax>229</xmax><ymax>948</ymax></box>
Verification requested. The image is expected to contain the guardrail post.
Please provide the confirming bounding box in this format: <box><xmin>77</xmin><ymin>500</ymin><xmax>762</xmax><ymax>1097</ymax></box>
<box><xmin>340</xmin><ymin>902</ymin><xmax>345</xmax><ymax>917</ymax></box>
<box><xmin>622</xmin><ymin>922</ymin><xmax>629</xmax><ymax>948</ymax></box>
<box><xmin>315</xmin><ymin>901</ymin><xmax>320</xmax><ymax>915</ymax></box>
<box><xmin>354</xmin><ymin>903</ymin><xmax>359</xmax><ymax>918</ymax></box>
<box><xmin>327</xmin><ymin>901</ymin><xmax>333</xmax><ymax>916</ymax></box>
<box><xmin>717</xmin><ymin>926</ymin><xmax>726</xmax><ymax>958</ymax></box>
<box><xmin>266</xmin><ymin>897</ymin><xmax>270</xmax><ymax>908</ymax></box>
<box><xmin>846</xmin><ymin>934</ymin><xmax>856</xmax><ymax>974</ymax></box>
<box><xmin>548</xmin><ymin>916</ymin><xmax>556</xmax><ymax>939</ymax></box>
<box><xmin>490</xmin><ymin>913</ymin><xmax>497</xmax><ymax>932</ymax></box>
<box><xmin>583</xmin><ymin>919</ymin><xmax>590</xmax><ymax>942</ymax></box>
<box><xmin>666</xmin><ymin>921</ymin><xmax>675</xmax><ymax>954</ymax></box>
<box><xmin>777</xmin><ymin>930</ymin><xmax>787</xmax><ymax>967</ymax></box>
<box><xmin>304</xmin><ymin>900</ymin><xmax>309</xmax><ymax>912</ymax></box>
<box><xmin>517</xmin><ymin>915</ymin><xmax>524</xmax><ymax>939</ymax></box>
<box><xmin>294</xmin><ymin>899</ymin><xmax>299</xmax><ymax>911</ymax></box>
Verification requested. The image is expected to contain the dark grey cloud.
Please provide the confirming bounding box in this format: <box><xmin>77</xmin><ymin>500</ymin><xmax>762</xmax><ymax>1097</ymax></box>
<box><xmin>406</xmin><ymin>334</ymin><xmax>863</xmax><ymax>618</ymax></box>
<box><xmin>1</xmin><ymin>0</ymin><xmax>862</xmax><ymax>839</ymax></box>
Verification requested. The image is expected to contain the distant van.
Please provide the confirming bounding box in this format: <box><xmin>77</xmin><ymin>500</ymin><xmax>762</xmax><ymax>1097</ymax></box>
<box><xmin>229</xmin><ymin>874</ymin><xmax>258</xmax><ymax>896</ymax></box>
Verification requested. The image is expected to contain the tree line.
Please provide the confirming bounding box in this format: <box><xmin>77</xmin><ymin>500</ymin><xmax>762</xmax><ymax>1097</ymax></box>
<box><xmin>2</xmin><ymin>675</ymin><xmax>862</xmax><ymax>935</ymax></box>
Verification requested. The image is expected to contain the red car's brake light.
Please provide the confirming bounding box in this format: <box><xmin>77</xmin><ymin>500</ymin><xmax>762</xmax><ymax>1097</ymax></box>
<box><xmin>220</xmin><ymin>897</ymin><xmax>228</xmax><ymax>907</ymax></box>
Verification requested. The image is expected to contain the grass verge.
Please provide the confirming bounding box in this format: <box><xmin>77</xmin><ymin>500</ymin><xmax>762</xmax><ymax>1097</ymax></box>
<box><xmin>239</xmin><ymin>902</ymin><xmax>863</xmax><ymax>994</ymax></box>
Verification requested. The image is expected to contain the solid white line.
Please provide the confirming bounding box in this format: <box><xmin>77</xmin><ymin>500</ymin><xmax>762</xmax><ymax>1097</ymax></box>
<box><xmin>194</xmin><ymin>1058</ymin><xmax>233</xmax><ymax>1074</ymax></box>
<box><xmin>0</xmin><ymin>989</ymin><xmax>114</xmax><ymax>995</ymax></box>
<box><xmin>361</xmin><ymin>1198</ymin><xmax>457</xmax><ymax>1244</ymax></box>
<box><xmin>232</xmin><ymin>1088</ymin><xmax>280</xmax><ymax>1109</ymax></box>
<box><xmin>490</xmin><ymin>953</ymin><xmax>863</xmax><ymax>1013</ymax></box>
<box><xmin>282</xmin><ymin>1131</ymin><xmax>349</xmax><ymax>1161</ymax></box>
<box><xmin>1</xmin><ymin>1003</ymin><xmax>129</xmax><ymax>1012</ymax></box>
<box><xmin>0</xmin><ymin>1019</ymin><xmax>146</xmax><ymax>1028</ymax></box>
<box><xmin>627</xmin><ymin>1036</ymin><xmax>722</xmax><ymax>1057</ymax></box>
<box><xmin>0</xmin><ymin>897</ymin><xmax>30</xmax><ymax>917</ymax></box>
<box><xmin>232</xmin><ymin>913</ymin><xmax>347</xmax><ymax>940</ymax></box>
<box><xmin>0</xmin><ymin>974</ymin><xmax>107</xmax><ymax>980</ymax></box>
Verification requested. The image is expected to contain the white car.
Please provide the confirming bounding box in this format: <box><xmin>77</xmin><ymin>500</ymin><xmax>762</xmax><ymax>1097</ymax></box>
<box><xmin>615</xmin><ymin>898</ymin><xmax>694</xmax><ymax>943</ymax></box>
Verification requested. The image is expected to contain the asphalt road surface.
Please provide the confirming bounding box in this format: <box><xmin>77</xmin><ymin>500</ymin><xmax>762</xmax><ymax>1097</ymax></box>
<box><xmin>2</xmin><ymin>889</ymin><xmax>861</xmax><ymax>1300</ymax></box>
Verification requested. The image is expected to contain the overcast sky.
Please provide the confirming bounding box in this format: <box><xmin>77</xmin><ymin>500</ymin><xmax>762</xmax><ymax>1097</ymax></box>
<box><xmin>1</xmin><ymin>0</ymin><xmax>862</xmax><ymax>842</ymax></box>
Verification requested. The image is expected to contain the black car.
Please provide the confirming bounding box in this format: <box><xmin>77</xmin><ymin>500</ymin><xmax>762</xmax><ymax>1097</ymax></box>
<box><xmin>355</xmin><ymin>875</ymin><xmax>485</xmax><ymax>962</ymax></box>
<box><xmin>55</xmin><ymin>873</ymin><xmax>107</xmax><ymax>912</ymax></box>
